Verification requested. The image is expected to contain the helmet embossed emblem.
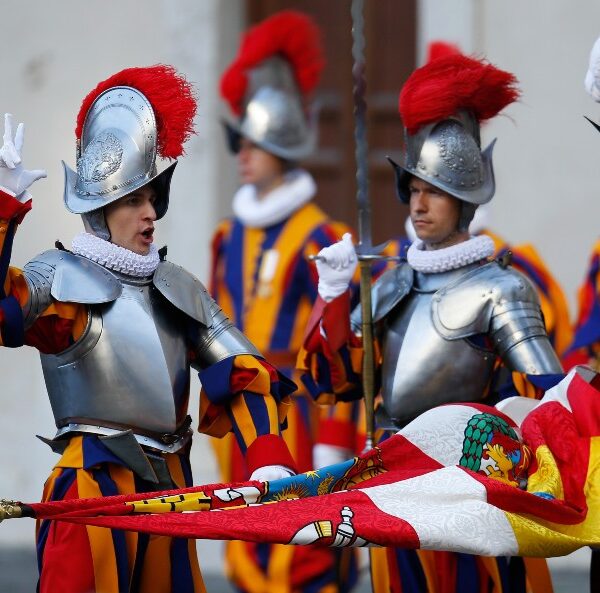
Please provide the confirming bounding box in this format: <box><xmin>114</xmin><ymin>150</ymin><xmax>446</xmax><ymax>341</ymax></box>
<box><xmin>438</xmin><ymin>125</ymin><xmax>480</xmax><ymax>175</ymax></box>
<box><xmin>77</xmin><ymin>131</ymin><xmax>123</xmax><ymax>184</ymax></box>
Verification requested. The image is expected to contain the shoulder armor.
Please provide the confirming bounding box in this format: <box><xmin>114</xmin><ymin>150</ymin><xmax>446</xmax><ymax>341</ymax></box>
<box><xmin>351</xmin><ymin>263</ymin><xmax>413</xmax><ymax>332</ymax></box>
<box><xmin>432</xmin><ymin>262</ymin><xmax>539</xmax><ymax>340</ymax></box>
<box><xmin>22</xmin><ymin>249</ymin><xmax>121</xmax><ymax>327</ymax></box>
<box><xmin>153</xmin><ymin>261</ymin><xmax>213</xmax><ymax>327</ymax></box>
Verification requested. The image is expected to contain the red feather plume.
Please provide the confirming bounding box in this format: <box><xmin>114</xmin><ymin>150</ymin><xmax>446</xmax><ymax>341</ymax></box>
<box><xmin>426</xmin><ymin>41</ymin><xmax>461</xmax><ymax>63</ymax></box>
<box><xmin>220</xmin><ymin>10</ymin><xmax>325</xmax><ymax>115</ymax></box>
<box><xmin>399</xmin><ymin>53</ymin><xmax>520</xmax><ymax>135</ymax></box>
<box><xmin>75</xmin><ymin>65</ymin><xmax>197</xmax><ymax>159</ymax></box>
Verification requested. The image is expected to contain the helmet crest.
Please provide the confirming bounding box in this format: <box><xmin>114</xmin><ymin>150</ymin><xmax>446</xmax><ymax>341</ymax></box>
<box><xmin>76</xmin><ymin>65</ymin><xmax>197</xmax><ymax>159</ymax></box>
<box><xmin>220</xmin><ymin>11</ymin><xmax>324</xmax><ymax>116</ymax></box>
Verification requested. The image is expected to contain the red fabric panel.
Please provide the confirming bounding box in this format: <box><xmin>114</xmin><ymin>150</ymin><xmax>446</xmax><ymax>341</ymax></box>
<box><xmin>0</xmin><ymin>193</ymin><xmax>31</xmax><ymax>221</ymax></box>
<box><xmin>317</xmin><ymin>417</ymin><xmax>356</xmax><ymax>450</ymax></box>
<box><xmin>322</xmin><ymin>293</ymin><xmax>352</xmax><ymax>351</ymax></box>
<box><xmin>302</xmin><ymin>295</ymin><xmax>327</xmax><ymax>349</ymax></box>
<box><xmin>25</xmin><ymin>316</ymin><xmax>74</xmax><ymax>354</ymax></box>
<box><xmin>245</xmin><ymin>433</ymin><xmax>297</xmax><ymax>475</ymax></box>
<box><xmin>568</xmin><ymin>371</ymin><xmax>600</xmax><ymax>436</ymax></box>
<box><xmin>39</xmin><ymin>482</ymin><xmax>96</xmax><ymax>593</ymax></box>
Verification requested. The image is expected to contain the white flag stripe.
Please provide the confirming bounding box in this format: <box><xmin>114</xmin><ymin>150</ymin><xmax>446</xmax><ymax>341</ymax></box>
<box><xmin>363</xmin><ymin>466</ymin><xmax>519</xmax><ymax>556</ymax></box>
<box><xmin>401</xmin><ymin>405</ymin><xmax>481</xmax><ymax>467</ymax></box>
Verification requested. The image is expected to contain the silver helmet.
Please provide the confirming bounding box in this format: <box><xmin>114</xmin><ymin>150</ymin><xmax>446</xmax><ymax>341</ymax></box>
<box><xmin>63</xmin><ymin>65</ymin><xmax>196</xmax><ymax>240</ymax></box>
<box><xmin>224</xmin><ymin>57</ymin><xmax>316</xmax><ymax>161</ymax></box>
<box><xmin>389</xmin><ymin>110</ymin><xmax>496</xmax><ymax>207</ymax></box>
<box><xmin>63</xmin><ymin>86</ymin><xmax>175</xmax><ymax>223</ymax></box>
<box><xmin>221</xmin><ymin>11</ymin><xmax>324</xmax><ymax>162</ymax></box>
<box><xmin>389</xmin><ymin>49</ymin><xmax>519</xmax><ymax>231</ymax></box>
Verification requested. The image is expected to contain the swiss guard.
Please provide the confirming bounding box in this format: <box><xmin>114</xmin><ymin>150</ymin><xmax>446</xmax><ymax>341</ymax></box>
<box><xmin>298</xmin><ymin>52</ymin><xmax>564</xmax><ymax>592</ymax></box>
<box><xmin>0</xmin><ymin>65</ymin><xmax>297</xmax><ymax>593</ymax></box>
<box><xmin>211</xmin><ymin>10</ymin><xmax>358</xmax><ymax>593</ymax></box>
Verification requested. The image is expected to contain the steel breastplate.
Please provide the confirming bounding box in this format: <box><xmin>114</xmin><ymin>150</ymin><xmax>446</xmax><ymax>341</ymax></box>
<box><xmin>380</xmin><ymin>266</ymin><xmax>495</xmax><ymax>426</ymax></box>
<box><xmin>41</xmin><ymin>275</ymin><xmax>190</xmax><ymax>439</ymax></box>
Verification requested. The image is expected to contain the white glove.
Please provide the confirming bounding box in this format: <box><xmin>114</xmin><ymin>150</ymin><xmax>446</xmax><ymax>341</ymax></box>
<box><xmin>249</xmin><ymin>464</ymin><xmax>295</xmax><ymax>482</ymax></box>
<box><xmin>316</xmin><ymin>233</ymin><xmax>357</xmax><ymax>302</ymax></box>
<box><xmin>585</xmin><ymin>36</ymin><xmax>600</xmax><ymax>101</ymax></box>
<box><xmin>313</xmin><ymin>443</ymin><xmax>353</xmax><ymax>469</ymax></box>
<box><xmin>0</xmin><ymin>114</ymin><xmax>47</xmax><ymax>203</ymax></box>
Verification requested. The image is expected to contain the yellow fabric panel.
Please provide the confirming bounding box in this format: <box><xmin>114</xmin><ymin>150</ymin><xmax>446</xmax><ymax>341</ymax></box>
<box><xmin>242</xmin><ymin>226</ymin><xmax>266</xmax><ymax>338</ymax></box>
<box><xmin>229</xmin><ymin>393</ymin><xmax>259</xmax><ymax>446</ymax></box>
<box><xmin>369</xmin><ymin>547</ymin><xmax>391</xmax><ymax>593</ymax></box>
<box><xmin>478</xmin><ymin>556</ymin><xmax>504</xmax><ymax>593</ymax></box>
<box><xmin>526</xmin><ymin>445</ymin><xmax>565</xmax><ymax>501</ymax></box>
<box><xmin>188</xmin><ymin>539</ymin><xmax>207</xmax><ymax>593</ymax></box>
<box><xmin>523</xmin><ymin>557</ymin><xmax>554</xmax><ymax>593</ymax></box>
<box><xmin>78</xmin><ymin>468</ymin><xmax>120</xmax><ymax>593</ymax></box>
<box><xmin>210</xmin><ymin>433</ymin><xmax>234</xmax><ymax>482</ymax></box>
<box><xmin>415</xmin><ymin>550</ymin><xmax>440</xmax><ymax>593</ymax></box>
<box><xmin>53</xmin><ymin>435</ymin><xmax>84</xmax><ymax>469</ymax></box>
<box><xmin>225</xmin><ymin>540</ymin><xmax>270</xmax><ymax>593</ymax></box>
<box><xmin>266</xmin><ymin>543</ymin><xmax>295</xmax><ymax>593</ymax></box>
<box><xmin>508</xmin><ymin>437</ymin><xmax>600</xmax><ymax>556</ymax></box>
<box><xmin>511</xmin><ymin>372</ymin><xmax>540</xmax><ymax>399</ymax></box>
<box><xmin>198</xmin><ymin>390</ymin><xmax>232</xmax><ymax>438</ymax></box>
<box><xmin>166</xmin><ymin>452</ymin><xmax>187</xmax><ymax>490</ymax></box>
<box><xmin>138</xmin><ymin>535</ymin><xmax>172</xmax><ymax>593</ymax></box>
<box><xmin>243</xmin><ymin>203</ymin><xmax>327</xmax><ymax>350</ymax></box>
<box><xmin>109</xmin><ymin>464</ymin><xmax>138</xmax><ymax>571</ymax></box>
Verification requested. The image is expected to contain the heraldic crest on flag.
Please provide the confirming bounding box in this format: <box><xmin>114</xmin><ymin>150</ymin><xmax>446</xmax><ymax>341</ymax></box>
<box><xmin>2</xmin><ymin>366</ymin><xmax>600</xmax><ymax>559</ymax></box>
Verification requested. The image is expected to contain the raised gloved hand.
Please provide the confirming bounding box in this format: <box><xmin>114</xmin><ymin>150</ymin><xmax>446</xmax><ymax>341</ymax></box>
<box><xmin>313</xmin><ymin>443</ymin><xmax>354</xmax><ymax>469</ymax></box>
<box><xmin>0</xmin><ymin>114</ymin><xmax>47</xmax><ymax>203</ymax></box>
<box><xmin>316</xmin><ymin>233</ymin><xmax>357</xmax><ymax>302</ymax></box>
<box><xmin>585</xmin><ymin>36</ymin><xmax>600</xmax><ymax>101</ymax></box>
<box><xmin>249</xmin><ymin>464</ymin><xmax>295</xmax><ymax>482</ymax></box>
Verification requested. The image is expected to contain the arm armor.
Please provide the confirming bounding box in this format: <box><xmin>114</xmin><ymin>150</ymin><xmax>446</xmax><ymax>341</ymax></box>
<box><xmin>489</xmin><ymin>300</ymin><xmax>562</xmax><ymax>374</ymax></box>
<box><xmin>432</xmin><ymin>262</ymin><xmax>562</xmax><ymax>375</ymax></box>
<box><xmin>153</xmin><ymin>261</ymin><xmax>262</xmax><ymax>367</ymax></box>
<box><xmin>191</xmin><ymin>296</ymin><xmax>262</xmax><ymax>368</ymax></box>
<box><xmin>21</xmin><ymin>249</ymin><xmax>120</xmax><ymax>329</ymax></box>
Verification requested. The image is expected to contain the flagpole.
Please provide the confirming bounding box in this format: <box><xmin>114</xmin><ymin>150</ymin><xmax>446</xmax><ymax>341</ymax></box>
<box><xmin>351</xmin><ymin>0</ymin><xmax>377</xmax><ymax>452</ymax></box>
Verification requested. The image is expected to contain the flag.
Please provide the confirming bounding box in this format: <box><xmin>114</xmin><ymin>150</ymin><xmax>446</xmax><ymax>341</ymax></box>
<box><xmin>10</xmin><ymin>367</ymin><xmax>600</xmax><ymax>559</ymax></box>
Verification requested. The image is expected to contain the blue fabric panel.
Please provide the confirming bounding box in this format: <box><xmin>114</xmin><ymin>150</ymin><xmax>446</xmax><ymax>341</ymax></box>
<box><xmin>198</xmin><ymin>356</ymin><xmax>236</xmax><ymax>405</ymax></box>
<box><xmin>0</xmin><ymin>294</ymin><xmax>24</xmax><ymax>347</ymax></box>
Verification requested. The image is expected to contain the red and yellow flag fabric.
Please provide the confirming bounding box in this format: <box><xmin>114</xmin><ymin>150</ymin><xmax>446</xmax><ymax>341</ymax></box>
<box><xmin>16</xmin><ymin>366</ymin><xmax>599</xmax><ymax>559</ymax></box>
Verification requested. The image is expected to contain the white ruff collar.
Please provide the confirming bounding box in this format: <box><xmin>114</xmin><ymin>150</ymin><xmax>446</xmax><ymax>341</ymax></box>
<box><xmin>232</xmin><ymin>169</ymin><xmax>316</xmax><ymax>228</ymax></box>
<box><xmin>406</xmin><ymin>235</ymin><xmax>495</xmax><ymax>274</ymax></box>
<box><xmin>71</xmin><ymin>232</ymin><xmax>160</xmax><ymax>277</ymax></box>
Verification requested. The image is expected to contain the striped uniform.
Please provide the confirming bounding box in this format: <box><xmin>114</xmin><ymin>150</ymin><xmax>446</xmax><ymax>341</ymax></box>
<box><xmin>0</xmin><ymin>191</ymin><xmax>294</xmax><ymax>593</ymax></box>
<box><xmin>210</xmin><ymin>199</ymin><xmax>358</xmax><ymax>593</ymax></box>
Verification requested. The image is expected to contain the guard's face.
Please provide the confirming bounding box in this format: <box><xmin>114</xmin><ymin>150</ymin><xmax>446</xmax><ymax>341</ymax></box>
<box><xmin>237</xmin><ymin>138</ymin><xmax>285</xmax><ymax>191</ymax></box>
<box><xmin>104</xmin><ymin>185</ymin><xmax>157</xmax><ymax>255</ymax></box>
<box><xmin>409</xmin><ymin>177</ymin><xmax>462</xmax><ymax>247</ymax></box>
